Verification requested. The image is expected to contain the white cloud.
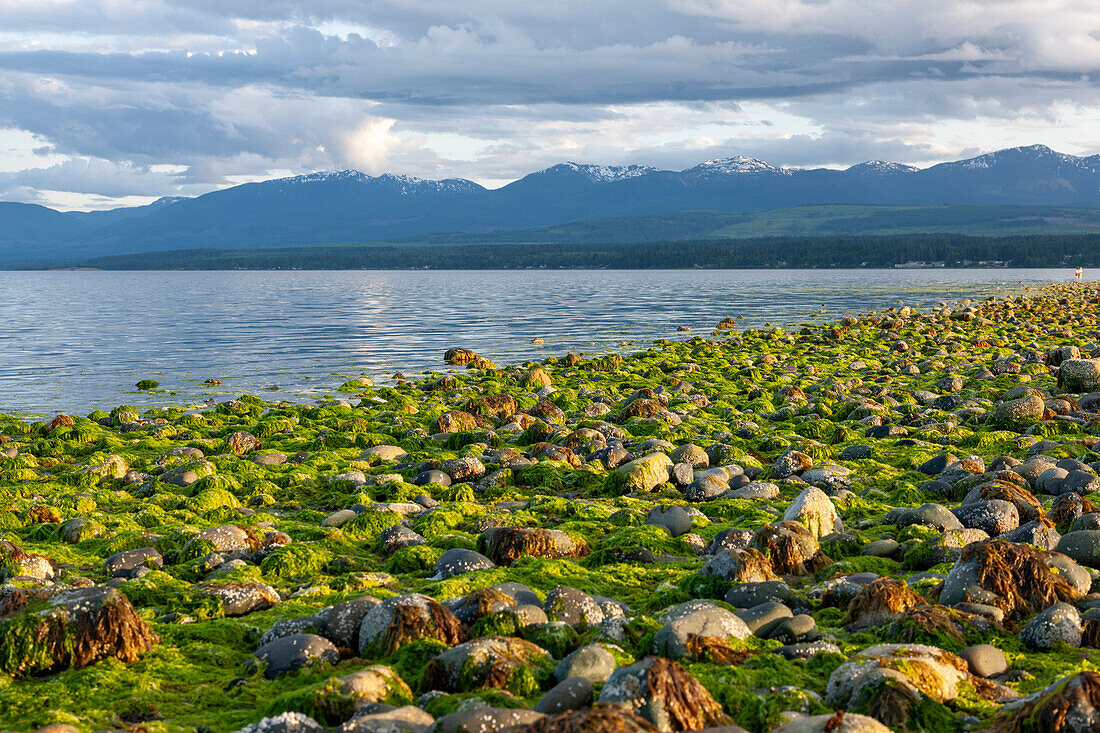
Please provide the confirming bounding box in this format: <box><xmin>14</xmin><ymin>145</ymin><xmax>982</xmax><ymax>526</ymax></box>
<box><xmin>0</xmin><ymin>0</ymin><xmax>1099</xmax><ymax>208</ymax></box>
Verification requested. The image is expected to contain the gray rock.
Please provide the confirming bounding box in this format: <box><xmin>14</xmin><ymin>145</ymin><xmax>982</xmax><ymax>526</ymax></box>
<box><xmin>898</xmin><ymin>503</ymin><xmax>964</xmax><ymax>531</ymax></box>
<box><xmin>952</xmin><ymin>499</ymin><xmax>1019</xmax><ymax>536</ymax></box>
<box><xmin>960</xmin><ymin>644</ymin><xmax>1008</xmax><ymax>677</ymax></box>
<box><xmin>339</xmin><ymin>706</ymin><xmax>434</xmax><ymax>733</ymax></box>
<box><xmin>327</xmin><ymin>594</ymin><xmax>382</xmax><ymax>648</ymax></box>
<box><xmin>725</xmin><ymin>580</ymin><xmax>793</xmax><ymax>608</ymax></box>
<box><xmin>646</xmin><ymin>505</ymin><xmax>692</xmax><ymax>537</ymax></box>
<box><xmin>653</xmin><ymin>604</ymin><xmax>751</xmax><ymax>658</ymax></box>
<box><xmin>322</xmin><ymin>509</ymin><xmax>358</xmax><ymax>528</ymax></box>
<box><xmin>432</xmin><ymin>708</ymin><xmax>545</xmax><ymax>733</ymax></box>
<box><xmin>735</xmin><ymin>601</ymin><xmax>794</xmax><ymax>637</ymax></box>
<box><xmin>708</xmin><ymin>528</ymin><xmax>754</xmax><ymax>554</ymax></box>
<box><xmin>1055</xmin><ymin>530</ymin><xmax>1100</xmax><ymax>569</ymax></box>
<box><xmin>730</xmin><ymin>481</ymin><xmax>779</xmax><ymax>500</ymax></box>
<box><xmin>683</xmin><ymin>475</ymin><xmax>729</xmax><ymax>502</ymax></box>
<box><xmin>1019</xmin><ymin>602</ymin><xmax>1081</xmax><ymax>650</ymax></box>
<box><xmin>544</xmin><ymin>586</ymin><xmax>604</xmax><ymax>628</ymax></box>
<box><xmin>554</xmin><ymin>644</ymin><xmax>616</xmax><ymax>683</ymax></box>
<box><xmin>249</xmin><ymin>633</ymin><xmax>338</xmax><ymax>679</ymax></box>
<box><xmin>534</xmin><ymin>676</ymin><xmax>594</xmax><ymax>714</ymax></box>
<box><xmin>768</xmin><ymin>614</ymin><xmax>818</xmax><ymax>644</ymax></box>
<box><xmin>1038</xmin><ymin>466</ymin><xmax>1070</xmax><ymax>495</ymax></box>
<box><xmin>434</xmin><ymin>548</ymin><xmax>495</xmax><ymax>578</ymax></box>
<box><xmin>414</xmin><ymin>469</ymin><xmax>452</xmax><ymax>487</ymax></box>
<box><xmin>1064</xmin><ymin>470</ymin><xmax>1100</xmax><ymax>495</ymax></box>
<box><xmin>774</xmin><ymin>640</ymin><xmax>843</xmax><ymax>660</ymax></box>
<box><xmin>104</xmin><ymin>547</ymin><xmax>163</xmax><ymax>578</ymax></box>
<box><xmin>232</xmin><ymin>713</ymin><xmax>326</xmax><ymax>733</ymax></box>
<box><xmin>1003</xmin><ymin>520</ymin><xmax>1061</xmax><ymax>550</ymax></box>
<box><xmin>838</xmin><ymin>444</ymin><xmax>873</xmax><ymax>460</ymax></box>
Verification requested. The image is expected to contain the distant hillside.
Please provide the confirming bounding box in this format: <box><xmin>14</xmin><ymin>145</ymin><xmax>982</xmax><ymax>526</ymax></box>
<box><xmin>6</xmin><ymin>144</ymin><xmax>1100</xmax><ymax>265</ymax></box>
<box><xmin>408</xmin><ymin>205</ymin><xmax>1100</xmax><ymax>244</ymax></box>
<box><xmin>41</xmin><ymin>233</ymin><xmax>1100</xmax><ymax>271</ymax></box>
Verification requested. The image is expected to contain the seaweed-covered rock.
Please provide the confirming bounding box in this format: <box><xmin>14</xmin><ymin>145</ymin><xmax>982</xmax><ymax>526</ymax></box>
<box><xmin>478</xmin><ymin>527</ymin><xmax>590</xmax><ymax>565</ymax></box>
<box><xmin>249</xmin><ymin>633</ymin><xmax>338</xmax><ymax>678</ymax></box>
<box><xmin>422</xmin><ymin>636</ymin><xmax>552</xmax><ymax>695</ymax></box>
<box><xmin>939</xmin><ymin>540</ymin><xmax>1083</xmax><ymax>620</ymax></box>
<box><xmin>826</xmin><ymin>643</ymin><xmax>971</xmax><ymax>711</ymax></box>
<box><xmin>699</xmin><ymin>548</ymin><xmax>779</xmax><ymax>584</ymax></box>
<box><xmin>652</xmin><ymin>603</ymin><xmax>751</xmax><ymax>660</ymax></box>
<box><xmin>358</xmin><ymin>593</ymin><xmax>464</xmax><ymax>655</ymax></box>
<box><xmin>598</xmin><ymin>656</ymin><xmax>732</xmax><ymax>732</ymax></box>
<box><xmin>0</xmin><ymin>585</ymin><xmax>157</xmax><ymax>676</ymax></box>
<box><xmin>783</xmin><ymin>487</ymin><xmax>842</xmax><ymax>538</ymax></box>
<box><xmin>992</xmin><ymin>670</ymin><xmax>1100</xmax><ymax>732</ymax></box>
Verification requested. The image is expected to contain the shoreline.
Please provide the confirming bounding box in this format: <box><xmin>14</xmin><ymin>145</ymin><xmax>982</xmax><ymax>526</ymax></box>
<box><xmin>1</xmin><ymin>282</ymin><xmax>1099</xmax><ymax>731</ymax></box>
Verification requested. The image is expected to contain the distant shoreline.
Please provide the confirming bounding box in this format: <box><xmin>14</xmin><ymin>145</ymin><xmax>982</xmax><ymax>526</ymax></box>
<box><xmin>11</xmin><ymin>232</ymin><xmax>1099</xmax><ymax>271</ymax></box>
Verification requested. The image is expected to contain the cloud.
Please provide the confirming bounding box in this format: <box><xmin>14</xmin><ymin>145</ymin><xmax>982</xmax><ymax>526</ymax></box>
<box><xmin>0</xmin><ymin>0</ymin><xmax>1099</xmax><ymax>208</ymax></box>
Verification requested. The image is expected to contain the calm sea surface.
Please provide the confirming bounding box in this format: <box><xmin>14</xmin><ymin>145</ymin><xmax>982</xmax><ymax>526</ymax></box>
<box><xmin>0</xmin><ymin>269</ymin><xmax>1073</xmax><ymax>416</ymax></box>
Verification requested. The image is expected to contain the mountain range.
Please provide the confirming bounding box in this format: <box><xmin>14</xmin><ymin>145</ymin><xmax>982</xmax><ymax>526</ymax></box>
<box><xmin>4</xmin><ymin>144</ymin><xmax>1100</xmax><ymax>265</ymax></box>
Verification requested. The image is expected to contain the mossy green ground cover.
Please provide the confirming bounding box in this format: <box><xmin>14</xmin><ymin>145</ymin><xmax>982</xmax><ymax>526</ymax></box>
<box><xmin>0</xmin><ymin>282</ymin><xmax>1099</xmax><ymax>732</ymax></box>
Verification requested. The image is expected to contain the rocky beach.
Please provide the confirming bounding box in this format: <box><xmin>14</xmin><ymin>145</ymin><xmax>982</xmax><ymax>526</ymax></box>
<box><xmin>3</xmin><ymin>282</ymin><xmax>1100</xmax><ymax>733</ymax></box>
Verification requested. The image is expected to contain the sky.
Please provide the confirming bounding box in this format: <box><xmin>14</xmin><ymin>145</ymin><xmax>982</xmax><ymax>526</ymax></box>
<box><xmin>1</xmin><ymin>1</ymin><xmax>1099</xmax><ymax>210</ymax></box>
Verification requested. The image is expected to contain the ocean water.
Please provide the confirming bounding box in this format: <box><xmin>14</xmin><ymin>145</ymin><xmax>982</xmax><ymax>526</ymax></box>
<box><xmin>0</xmin><ymin>268</ymin><xmax>1073</xmax><ymax>416</ymax></box>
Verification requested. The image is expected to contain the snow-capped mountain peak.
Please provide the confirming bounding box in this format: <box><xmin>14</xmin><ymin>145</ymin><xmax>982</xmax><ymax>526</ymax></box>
<box><xmin>268</xmin><ymin>169</ymin><xmax>480</xmax><ymax>195</ymax></box>
<box><xmin>534</xmin><ymin>162</ymin><xmax>659</xmax><ymax>183</ymax></box>
<box><xmin>847</xmin><ymin>161</ymin><xmax>919</xmax><ymax>174</ymax></box>
<box><xmin>683</xmin><ymin>155</ymin><xmax>789</xmax><ymax>176</ymax></box>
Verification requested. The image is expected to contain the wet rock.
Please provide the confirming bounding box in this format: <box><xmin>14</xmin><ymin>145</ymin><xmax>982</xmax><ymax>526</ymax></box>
<box><xmin>543</xmin><ymin>586</ymin><xmax>604</xmax><ymax>629</ymax></box>
<box><xmin>646</xmin><ymin>505</ymin><xmax>692</xmax><ymax>537</ymax></box>
<box><xmin>554</xmin><ymin>644</ymin><xmax>616</xmax><ymax>683</ymax></box>
<box><xmin>434</xmin><ymin>548</ymin><xmax>496</xmax><ymax>578</ymax></box>
<box><xmin>783</xmin><ymin>487</ymin><xmax>842</xmax><ymax>538</ymax></box>
<box><xmin>653</xmin><ymin>603</ymin><xmax>751</xmax><ymax>659</ymax></box>
<box><xmin>1020</xmin><ymin>602</ymin><xmax>1082</xmax><ymax>650</ymax></box>
<box><xmin>961</xmin><ymin>644</ymin><xmax>1008</xmax><ymax>677</ymax></box>
<box><xmin>358</xmin><ymin>594</ymin><xmax>464</xmax><ymax>655</ymax></box>
<box><xmin>249</xmin><ymin>633</ymin><xmax>338</xmax><ymax>678</ymax></box>
<box><xmin>478</xmin><ymin>527</ymin><xmax>589</xmax><ymax>565</ymax></box>
<box><xmin>598</xmin><ymin>656</ymin><xmax>732</xmax><ymax>732</ymax></box>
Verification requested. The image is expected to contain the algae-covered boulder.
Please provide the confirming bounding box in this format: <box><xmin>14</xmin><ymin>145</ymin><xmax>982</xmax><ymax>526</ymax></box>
<box><xmin>775</xmin><ymin>713</ymin><xmax>890</xmax><ymax>733</ymax></box>
<box><xmin>478</xmin><ymin>527</ymin><xmax>590</xmax><ymax>565</ymax></box>
<box><xmin>652</xmin><ymin>603</ymin><xmax>751</xmax><ymax>660</ymax></box>
<box><xmin>249</xmin><ymin>633</ymin><xmax>338</xmax><ymax>678</ymax></box>
<box><xmin>699</xmin><ymin>548</ymin><xmax>779</xmax><ymax>584</ymax></box>
<box><xmin>1059</xmin><ymin>358</ymin><xmax>1100</xmax><ymax>392</ymax></box>
<box><xmin>826</xmin><ymin>643</ymin><xmax>970</xmax><ymax>709</ymax></box>
<box><xmin>199</xmin><ymin>581</ymin><xmax>281</xmax><ymax>617</ymax></box>
<box><xmin>753</xmin><ymin>521</ymin><xmax>831</xmax><ymax>575</ymax></box>
<box><xmin>783</xmin><ymin>486</ymin><xmax>842</xmax><ymax>538</ymax></box>
<box><xmin>939</xmin><ymin>540</ymin><xmax>1083</xmax><ymax>620</ymax></box>
<box><xmin>80</xmin><ymin>454</ymin><xmax>129</xmax><ymax>480</ymax></box>
<box><xmin>422</xmin><ymin>636</ymin><xmax>553</xmax><ymax>696</ymax></box>
<box><xmin>225</xmin><ymin>430</ymin><xmax>262</xmax><ymax>455</ymax></box>
<box><xmin>994</xmin><ymin>394</ymin><xmax>1045</xmax><ymax>428</ymax></box>
<box><xmin>993</xmin><ymin>670</ymin><xmax>1100</xmax><ymax>733</ymax></box>
<box><xmin>357</xmin><ymin>593</ymin><xmax>464</xmax><ymax>655</ymax></box>
<box><xmin>844</xmin><ymin>577</ymin><xmax>926</xmax><ymax>629</ymax></box>
<box><xmin>609</xmin><ymin>452</ymin><xmax>673</xmax><ymax>493</ymax></box>
<box><xmin>511</xmin><ymin>704</ymin><xmax>662</xmax><ymax>732</ymax></box>
<box><xmin>0</xmin><ymin>585</ymin><xmax>157</xmax><ymax>676</ymax></box>
<box><xmin>598</xmin><ymin>656</ymin><xmax>732</xmax><ymax>732</ymax></box>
